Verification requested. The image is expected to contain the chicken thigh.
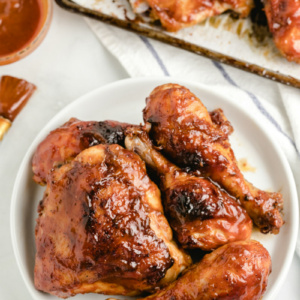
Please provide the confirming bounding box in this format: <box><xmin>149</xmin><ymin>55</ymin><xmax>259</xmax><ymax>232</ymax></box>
<box><xmin>140</xmin><ymin>240</ymin><xmax>272</xmax><ymax>300</ymax></box>
<box><xmin>265</xmin><ymin>0</ymin><xmax>300</xmax><ymax>63</ymax></box>
<box><xmin>125</xmin><ymin>126</ymin><xmax>252</xmax><ymax>251</ymax></box>
<box><xmin>34</xmin><ymin>144</ymin><xmax>191</xmax><ymax>298</ymax></box>
<box><xmin>143</xmin><ymin>84</ymin><xmax>283</xmax><ymax>234</ymax></box>
<box><xmin>32</xmin><ymin>118</ymin><xmax>128</xmax><ymax>185</ymax></box>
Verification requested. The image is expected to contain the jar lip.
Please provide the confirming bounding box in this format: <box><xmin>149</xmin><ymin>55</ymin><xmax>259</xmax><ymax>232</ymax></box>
<box><xmin>0</xmin><ymin>0</ymin><xmax>53</xmax><ymax>66</ymax></box>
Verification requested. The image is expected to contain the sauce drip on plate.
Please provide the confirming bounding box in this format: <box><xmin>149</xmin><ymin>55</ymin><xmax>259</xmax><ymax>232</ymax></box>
<box><xmin>0</xmin><ymin>0</ymin><xmax>42</xmax><ymax>57</ymax></box>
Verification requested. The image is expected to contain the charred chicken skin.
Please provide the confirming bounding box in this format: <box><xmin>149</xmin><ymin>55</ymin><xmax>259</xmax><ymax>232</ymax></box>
<box><xmin>34</xmin><ymin>144</ymin><xmax>191</xmax><ymax>298</ymax></box>
<box><xmin>32</xmin><ymin>118</ymin><xmax>128</xmax><ymax>185</ymax></box>
<box><xmin>143</xmin><ymin>84</ymin><xmax>283</xmax><ymax>234</ymax></box>
<box><xmin>136</xmin><ymin>0</ymin><xmax>253</xmax><ymax>32</ymax></box>
<box><xmin>125</xmin><ymin>126</ymin><xmax>252</xmax><ymax>251</ymax></box>
<box><xmin>140</xmin><ymin>240</ymin><xmax>272</xmax><ymax>300</ymax></box>
<box><xmin>264</xmin><ymin>0</ymin><xmax>300</xmax><ymax>63</ymax></box>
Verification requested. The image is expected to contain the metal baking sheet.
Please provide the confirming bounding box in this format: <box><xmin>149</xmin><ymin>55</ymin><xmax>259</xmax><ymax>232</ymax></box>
<box><xmin>55</xmin><ymin>0</ymin><xmax>300</xmax><ymax>88</ymax></box>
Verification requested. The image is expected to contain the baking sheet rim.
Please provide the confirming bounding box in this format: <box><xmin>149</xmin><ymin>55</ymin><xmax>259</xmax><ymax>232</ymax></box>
<box><xmin>55</xmin><ymin>0</ymin><xmax>300</xmax><ymax>89</ymax></box>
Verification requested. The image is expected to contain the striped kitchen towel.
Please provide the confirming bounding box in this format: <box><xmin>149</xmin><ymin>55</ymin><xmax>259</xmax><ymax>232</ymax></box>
<box><xmin>85</xmin><ymin>19</ymin><xmax>300</xmax><ymax>255</ymax></box>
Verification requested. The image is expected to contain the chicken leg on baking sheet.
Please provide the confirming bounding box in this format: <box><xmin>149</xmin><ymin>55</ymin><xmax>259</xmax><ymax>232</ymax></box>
<box><xmin>264</xmin><ymin>0</ymin><xmax>300</xmax><ymax>63</ymax></box>
<box><xmin>125</xmin><ymin>126</ymin><xmax>252</xmax><ymax>251</ymax></box>
<box><xmin>139</xmin><ymin>240</ymin><xmax>272</xmax><ymax>300</ymax></box>
<box><xmin>143</xmin><ymin>83</ymin><xmax>283</xmax><ymax>234</ymax></box>
<box><xmin>129</xmin><ymin>0</ymin><xmax>253</xmax><ymax>32</ymax></box>
<box><xmin>34</xmin><ymin>144</ymin><xmax>191</xmax><ymax>298</ymax></box>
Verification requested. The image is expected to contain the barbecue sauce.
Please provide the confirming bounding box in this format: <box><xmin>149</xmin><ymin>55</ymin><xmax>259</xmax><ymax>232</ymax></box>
<box><xmin>0</xmin><ymin>0</ymin><xmax>42</xmax><ymax>57</ymax></box>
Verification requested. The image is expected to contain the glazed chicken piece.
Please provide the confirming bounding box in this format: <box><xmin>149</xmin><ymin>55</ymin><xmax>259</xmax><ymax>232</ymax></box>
<box><xmin>129</xmin><ymin>0</ymin><xmax>253</xmax><ymax>32</ymax></box>
<box><xmin>265</xmin><ymin>0</ymin><xmax>300</xmax><ymax>63</ymax></box>
<box><xmin>34</xmin><ymin>144</ymin><xmax>191</xmax><ymax>298</ymax></box>
<box><xmin>32</xmin><ymin>118</ymin><xmax>128</xmax><ymax>185</ymax></box>
<box><xmin>144</xmin><ymin>84</ymin><xmax>283</xmax><ymax>234</ymax></box>
<box><xmin>140</xmin><ymin>240</ymin><xmax>272</xmax><ymax>300</ymax></box>
<box><xmin>125</xmin><ymin>126</ymin><xmax>252</xmax><ymax>251</ymax></box>
<box><xmin>265</xmin><ymin>0</ymin><xmax>300</xmax><ymax>62</ymax></box>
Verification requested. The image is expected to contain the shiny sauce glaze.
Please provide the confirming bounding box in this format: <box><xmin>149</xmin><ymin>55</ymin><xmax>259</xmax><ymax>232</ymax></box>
<box><xmin>0</xmin><ymin>0</ymin><xmax>42</xmax><ymax>57</ymax></box>
<box><xmin>163</xmin><ymin>175</ymin><xmax>252</xmax><ymax>250</ymax></box>
<box><xmin>141</xmin><ymin>240</ymin><xmax>272</xmax><ymax>300</ymax></box>
<box><xmin>144</xmin><ymin>85</ymin><xmax>232</xmax><ymax>173</ymax></box>
<box><xmin>144</xmin><ymin>84</ymin><xmax>284</xmax><ymax>234</ymax></box>
<box><xmin>32</xmin><ymin>118</ymin><xmax>129</xmax><ymax>185</ymax></box>
<box><xmin>124</xmin><ymin>127</ymin><xmax>252</xmax><ymax>252</ymax></box>
<box><xmin>34</xmin><ymin>144</ymin><xmax>174</xmax><ymax>298</ymax></box>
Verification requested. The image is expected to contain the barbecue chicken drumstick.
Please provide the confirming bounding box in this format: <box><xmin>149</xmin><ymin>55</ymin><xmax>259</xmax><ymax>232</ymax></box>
<box><xmin>34</xmin><ymin>144</ymin><xmax>191</xmax><ymax>298</ymax></box>
<box><xmin>143</xmin><ymin>84</ymin><xmax>283</xmax><ymax>234</ymax></box>
<box><xmin>32</xmin><ymin>118</ymin><xmax>128</xmax><ymax>185</ymax></box>
<box><xmin>140</xmin><ymin>240</ymin><xmax>272</xmax><ymax>300</ymax></box>
<box><xmin>125</xmin><ymin>126</ymin><xmax>252</xmax><ymax>251</ymax></box>
<box><xmin>265</xmin><ymin>0</ymin><xmax>300</xmax><ymax>63</ymax></box>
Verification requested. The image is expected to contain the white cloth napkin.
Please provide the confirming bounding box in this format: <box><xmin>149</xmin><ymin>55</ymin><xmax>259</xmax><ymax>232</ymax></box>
<box><xmin>85</xmin><ymin>19</ymin><xmax>300</xmax><ymax>255</ymax></box>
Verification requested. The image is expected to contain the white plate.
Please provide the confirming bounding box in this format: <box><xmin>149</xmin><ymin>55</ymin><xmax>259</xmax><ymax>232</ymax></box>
<box><xmin>11</xmin><ymin>77</ymin><xmax>299</xmax><ymax>300</ymax></box>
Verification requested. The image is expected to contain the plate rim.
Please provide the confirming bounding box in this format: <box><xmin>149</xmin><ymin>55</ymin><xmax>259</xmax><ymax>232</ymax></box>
<box><xmin>10</xmin><ymin>76</ymin><xmax>299</xmax><ymax>300</ymax></box>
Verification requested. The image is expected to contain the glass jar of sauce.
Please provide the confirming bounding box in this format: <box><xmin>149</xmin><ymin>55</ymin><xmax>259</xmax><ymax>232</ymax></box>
<box><xmin>0</xmin><ymin>0</ymin><xmax>53</xmax><ymax>65</ymax></box>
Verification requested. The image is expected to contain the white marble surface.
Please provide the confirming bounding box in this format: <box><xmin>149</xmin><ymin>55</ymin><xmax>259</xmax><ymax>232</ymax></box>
<box><xmin>0</xmin><ymin>2</ymin><xmax>299</xmax><ymax>299</ymax></box>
